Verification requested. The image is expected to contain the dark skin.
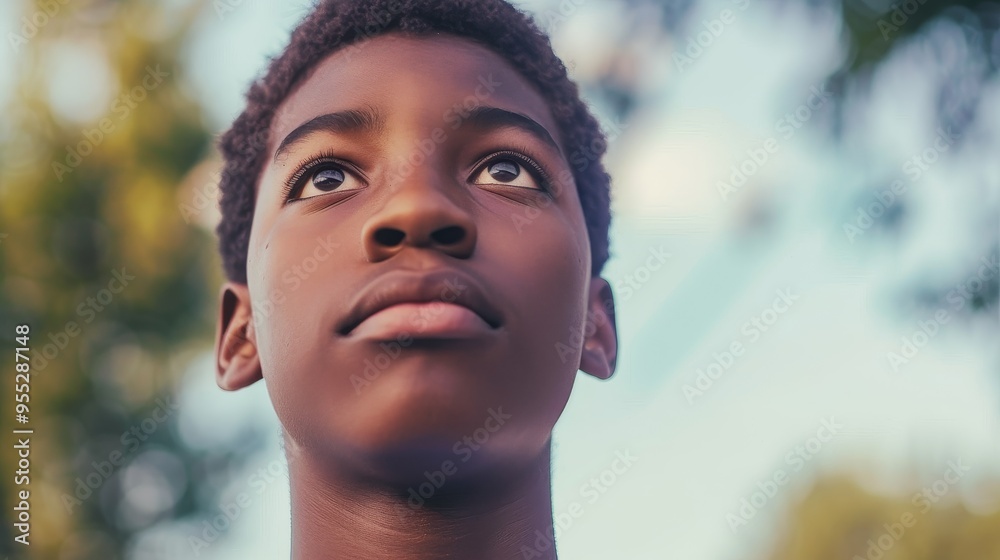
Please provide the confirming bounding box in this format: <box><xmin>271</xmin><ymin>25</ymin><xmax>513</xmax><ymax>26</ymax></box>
<box><xmin>215</xmin><ymin>34</ymin><xmax>618</xmax><ymax>560</ymax></box>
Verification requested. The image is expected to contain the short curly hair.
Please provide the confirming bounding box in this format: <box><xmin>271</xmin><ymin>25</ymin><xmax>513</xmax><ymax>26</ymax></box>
<box><xmin>216</xmin><ymin>0</ymin><xmax>613</xmax><ymax>283</ymax></box>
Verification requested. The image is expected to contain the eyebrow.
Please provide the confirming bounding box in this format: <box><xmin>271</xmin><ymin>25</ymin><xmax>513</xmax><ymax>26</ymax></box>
<box><xmin>273</xmin><ymin>108</ymin><xmax>385</xmax><ymax>162</ymax></box>
<box><xmin>462</xmin><ymin>106</ymin><xmax>563</xmax><ymax>156</ymax></box>
<box><xmin>271</xmin><ymin>105</ymin><xmax>563</xmax><ymax>162</ymax></box>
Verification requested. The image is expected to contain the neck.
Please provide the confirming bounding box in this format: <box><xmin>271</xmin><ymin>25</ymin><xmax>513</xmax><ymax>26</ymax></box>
<box><xmin>288</xmin><ymin>441</ymin><xmax>558</xmax><ymax>560</ymax></box>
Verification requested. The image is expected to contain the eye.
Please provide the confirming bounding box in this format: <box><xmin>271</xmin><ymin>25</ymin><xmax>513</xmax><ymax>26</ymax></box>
<box><xmin>287</xmin><ymin>158</ymin><xmax>366</xmax><ymax>201</ymax></box>
<box><xmin>471</xmin><ymin>156</ymin><xmax>544</xmax><ymax>190</ymax></box>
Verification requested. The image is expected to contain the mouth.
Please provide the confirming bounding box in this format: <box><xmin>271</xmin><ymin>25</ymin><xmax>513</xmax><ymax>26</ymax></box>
<box><xmin>338</xmin><ymin>268</ymin><xmax>503</xmax><ymax>339</ymax></box>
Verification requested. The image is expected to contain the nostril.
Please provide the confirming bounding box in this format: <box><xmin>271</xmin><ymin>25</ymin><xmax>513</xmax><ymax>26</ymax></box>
<box><xmin>374</xmin><ymin>228</ymin><xmax>405</xmax><ymax>247</ymax></box>
<box><xmin>431</xmin><ymin>226</ymin><xmax>465</xmax><ymax>245</ymax></box>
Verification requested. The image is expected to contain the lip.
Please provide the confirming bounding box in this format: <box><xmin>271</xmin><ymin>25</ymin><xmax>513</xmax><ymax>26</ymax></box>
<box><xmin>338</xmin><ymin>268</ymin><xmax>503</xmax><ymax>339</ymax></box>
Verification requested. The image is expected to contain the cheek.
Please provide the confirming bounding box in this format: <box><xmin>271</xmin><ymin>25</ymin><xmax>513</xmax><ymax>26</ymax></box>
<box><xmin>505</xmin><ymin>195</ymin><xmax>591</xmax><ymax>333</ymax></box>
<box><xmin>491</xmin><ymin>205</ymin><xmax>591</xmax><ymax>420</ymax></box>
<box><xmin>246</xmin><ymin>217</ymin><xmax>352</xmax><ymax>423</ymax></box>
<box><xmin>248</xmin><ymin>205</ymin><xmax>352</xmax><ymax>337</ymax></box>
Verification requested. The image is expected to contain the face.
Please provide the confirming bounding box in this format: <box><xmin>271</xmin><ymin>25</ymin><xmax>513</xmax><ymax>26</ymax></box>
<box><xmin>216</xmin><ymin>34</ymin><xmax>617</xmax><ymax>483</ymax></box>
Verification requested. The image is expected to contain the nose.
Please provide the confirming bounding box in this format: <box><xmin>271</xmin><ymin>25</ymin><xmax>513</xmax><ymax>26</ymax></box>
<box><xmin>361</xmin><ymin>169</ymin><xmax>478</xmax><ymax>262</ymax></box>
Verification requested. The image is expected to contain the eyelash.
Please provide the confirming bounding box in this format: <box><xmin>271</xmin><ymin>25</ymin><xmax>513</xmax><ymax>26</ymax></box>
<box><xmin>281</xmin><ymin>146</ymin><xmax>553</xmax><ymax>202</ymax></box>
<box><xmin>281</xmin><ymin>150</ymin><xmax>360</xmax><ymax>203</ymax></box>
<box><xmin>471</xmin><ymin>148</ymin><xmax>553</xmax><ymax>193</ymax></box>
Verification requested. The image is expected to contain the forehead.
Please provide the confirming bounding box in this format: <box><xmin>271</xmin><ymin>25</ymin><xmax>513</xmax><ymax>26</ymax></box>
<box><xmin>268</xmin><ymin>33</ymin><xmax>563</xmax><ymax>153</ymax></box>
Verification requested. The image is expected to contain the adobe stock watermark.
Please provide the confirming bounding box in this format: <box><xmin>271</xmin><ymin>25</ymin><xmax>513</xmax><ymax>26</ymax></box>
<box><xmin>180</xmin><ymin>170</ymin><xmax>221</xmax><ymax>224</ymax></box>
<box><xmin>843</xmin><ymin>126</ymin><xmax>959</xmax><ymax>243</ymax></box>
<box><xmin>521</xmin><ymin>449</ymin><xmax>638</xmax><ymax>559</ymax></box>
<box><xmin>60</xmin><ymin>395</ymin><xmax>181</xmax><ymax>514</ymax></box>
<box><xmin>554</xmin><ymin>288</ymin><xmax>615</xmax><ymax>366</ymax></box>
<box><xmin>569</xmin><ymin>114</ymin><xmax>629</xmax><ymax>174</ymax></box>
<box><xmin>513</xmin><ymin>113</ymin><xmax>628</xmax><ymax>234</ymax></box>
<box><xmin>249</xmin><ymin>234</ymin><xmax>343</xmax><ymax>321</ymax></box>
<box><xmin>683</xmin><ymin>287</ymin><xmax>799</xmax><ymax>403</ymax></box>
<box><xmin>7</xmin><ymin>0</ymin><xmax>71</xmax><ymax>54</ymax></box>
<box><xmin>887</xmin><ymin>253</ymin><xmax>997</xmax><ymax>371</ymax></box>
<box><xmin>537</xmin><ymin>0</ymin><xmax>587</xmax><ymax>35</ymax></box>
<box><xmin>852</xmin><ymin>458</ymin><xmax>970</xmax><ymax>560</ymax></box>
<box><xmin>554</xmin><ymin>246</ymin><xmax>668</xmax><ymax>364</ymax></box>
<box><xmin>944</xmin><ymin>254</ymin><xmax>999</xmax><ymax>311</ymax></box>
<box><xmin>52</xmin><ymin>65</ymin><xmax>170</xmax><ymax>182</ymax></box>
<box><xmin>614</xmin><ymin>246</ymin><xmax>671</xmax><ymax>301</ymax></box>
<box><xmin>189</xmin><ymin>457</ymin><xmax>289</xmax><ymax>556</ymax></box>
<box><xmin>212</xmin><ymin>0</ymin><xmax>246</xmax><ymax>19</ymax></box>
<box><xmin>886</xmin><ymin>309</ymin><xmax>950</xmax><ymax>372</ymax></box>
<box><xmin>400</xmin><ymin>407</ymin><xmax>513</xmax><ymax>516</ymax></box>
<box><xmin>31</xmin><ymin>267</ymin><xmax>135</xmax><ymax>372</ymax></box>
<box><xmin>350</xmin><ymin>277</ymin><xmax>469</xmax><ymax>394</ymax></box>
<box><xmin>385</xmin><ymin>73</ymin><xmax>502</xmax><ymax>185</ymax></box>
<box><xmin>180</xmin><ymin>126</ymin><xmax>278</xmax><ymax>223</ymax></box>
<box><xmin>718</xmin><ymin>84</ymin><xmax>832</xmax><ymax>202</ymax></box>
<box><xmin>726</xmin><ymin>416</ymin><xmax>842</xmax><ymax>532</ymax></box>
<box><xmin>876</xmin><ymin>0</ymin><xmax>930</xmax><ymax>41</ymax></box>
<box><xmin>673</xmin><ymin>0</ymin><xmax>752</xmax><ymax>72</ymax></box>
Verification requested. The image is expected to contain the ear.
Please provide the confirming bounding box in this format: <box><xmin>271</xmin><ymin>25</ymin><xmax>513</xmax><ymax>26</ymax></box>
<box><xmin>215</xmin><ymin>282</ymin><xmax>263</xmax><ymax>391</ymax></box>
<box><xmin>579</xmin><ymin>277</ymin><xmax>618</xmax><ymax>380</ymax></box>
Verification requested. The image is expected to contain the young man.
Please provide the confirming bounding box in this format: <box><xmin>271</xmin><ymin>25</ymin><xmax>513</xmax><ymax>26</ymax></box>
<box><xmin>213</xmin><ymin>1</ymin><xmax>618</xmax><ymax>557</ymax></box>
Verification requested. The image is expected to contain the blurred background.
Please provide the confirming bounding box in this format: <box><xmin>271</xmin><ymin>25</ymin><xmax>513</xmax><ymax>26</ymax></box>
<box><xmin>1</xmin><ymin>0</ymin><xmax>998</xmax><ymax>558</ymax></box>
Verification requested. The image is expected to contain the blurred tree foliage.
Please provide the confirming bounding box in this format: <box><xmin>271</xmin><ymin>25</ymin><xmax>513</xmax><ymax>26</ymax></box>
<box><xmin>592</xmin><ymin>0</ymin><xmax>997</xmax><ymax>323</ymax></box>
<box><xmin>0</xmin><ymin>1</ymin><xmax>237</xmax><ymax>558</ymax></box>
<box><xmin>835</xmin><ymin>0</ymin><xmax>999</xmax><ymax>324</ymax></box>
<box><xmin>762</xmin><ymin>473</ymin><xmax>1000</xmax><ymax>560</ymax></box>
<box><xmin>839</xmin><ymin>0</ymin><xmax>999</xmax><ymax>74</ymax></box>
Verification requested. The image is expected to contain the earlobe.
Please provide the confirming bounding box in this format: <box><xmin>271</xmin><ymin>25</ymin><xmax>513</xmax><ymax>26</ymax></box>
<box><xmin>579</xmin><ymin>277</ymin><xmax>618</xmax><ymax>380</ymax></box>
<box><xmin>215</xmin><ymin>282</ymin><xmax>263</xmax><ymax>391</ymax></box>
